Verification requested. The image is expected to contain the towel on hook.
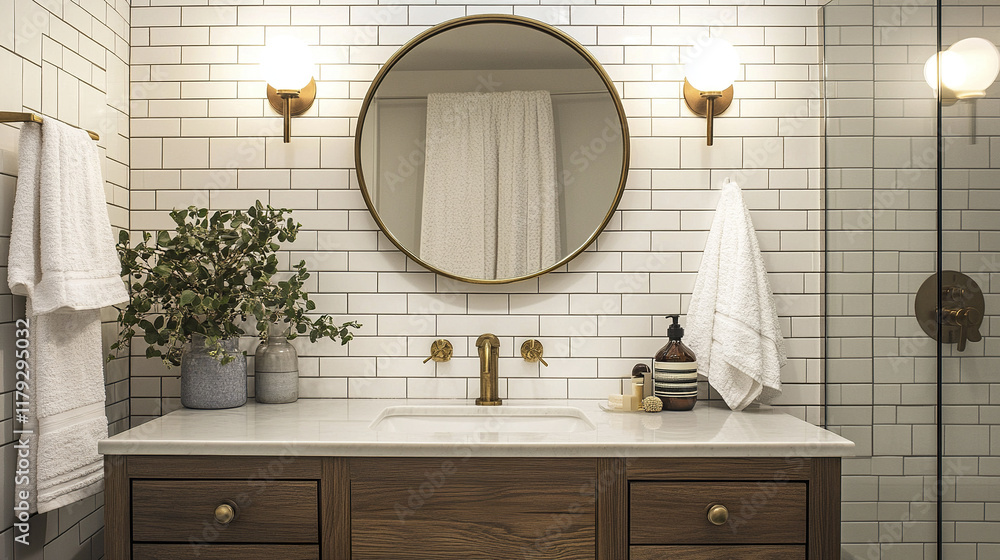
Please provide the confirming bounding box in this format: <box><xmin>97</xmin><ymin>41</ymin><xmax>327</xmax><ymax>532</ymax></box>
<box><xmin>7</xmin><ymin>119</ymin><xmax>126</xmax><ymax>514</ymax></box>
<box><xmin>8</xmin><ymin>118</ymin><xmax>127</xmax><ymax>313</ymax></box>
<box><xmin>686</xmin><ymin>181</ymin><xmax>785</xmax><ymax>411</ymax></box>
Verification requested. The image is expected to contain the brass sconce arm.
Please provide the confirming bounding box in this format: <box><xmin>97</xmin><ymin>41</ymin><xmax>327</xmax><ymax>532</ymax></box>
<box><xmin>266</xmin><ymin>78</ymin><xmax>317</xmax><ymax>143</ymax></box>
<box><xmin>683</xmin><ymin>81</ymin><xmax>734</xmax><ymax>147</ymax></box>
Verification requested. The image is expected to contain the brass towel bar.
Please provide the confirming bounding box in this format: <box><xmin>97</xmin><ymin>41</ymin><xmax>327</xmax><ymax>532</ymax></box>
<box><xmin>0</xmin><ymin>111</ymin><xmax>100</xmax><ymax>141</ymax></box>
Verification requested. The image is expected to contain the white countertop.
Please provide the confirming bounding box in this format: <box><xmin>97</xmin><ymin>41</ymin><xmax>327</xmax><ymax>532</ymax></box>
<box><xmin>99</xmin><ymin>399</ymin><xmax>854</xmax><ymax>458</ymax></box>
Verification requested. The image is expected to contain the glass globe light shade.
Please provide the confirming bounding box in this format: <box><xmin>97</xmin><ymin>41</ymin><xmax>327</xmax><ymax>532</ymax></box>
<box><xmin>684</xmin><ymin>38</ymin><xmax>741</xmax><ymax>93</ymax></box>
<box><xmin>924</xmin><ymin>50</ymin><xmax>967</xmax><ymax>92</ymax></box>
<box><xmin>947</xmin><ymin>37</ymin><xmax>1000</xmax><ymax>98</ymax></box>
<box><xmin>261</xmin><ymin>36</ymin><xmax>315</xmax><ymax>91</ymax></box>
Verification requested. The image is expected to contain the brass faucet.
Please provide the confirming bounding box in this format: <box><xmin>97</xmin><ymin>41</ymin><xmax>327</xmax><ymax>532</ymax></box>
<box><xmin>475</xmin><ymin>334</ymin><xmax>502</xmax><ymax>406</ymax></box>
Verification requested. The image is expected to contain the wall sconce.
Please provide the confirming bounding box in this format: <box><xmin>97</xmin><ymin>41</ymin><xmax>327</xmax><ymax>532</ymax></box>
<box><xmin>924</xmin><ymin>37</ymin><xmax>1000</xmax><ymax>106</ymax></box>
<box><xmin>261</xmin><ymin>36</ymin><xmax>316</xmax><ymax>143</ymax></box>
<box><xmin>683</xmin><ymin>38</ymin><xmax>741</xmax><ymax>146</ymax></box>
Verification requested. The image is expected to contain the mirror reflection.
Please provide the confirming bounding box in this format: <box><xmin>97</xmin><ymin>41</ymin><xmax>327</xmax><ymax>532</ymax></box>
<box><xmin>356</xmin><ymin>17</ymin><xmax>628</xmax><ymax>282</ymax></box>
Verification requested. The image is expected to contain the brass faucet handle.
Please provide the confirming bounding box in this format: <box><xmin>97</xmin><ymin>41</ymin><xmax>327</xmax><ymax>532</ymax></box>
<box><xmin>949</xmin><ymin>307</ymin><xmax>983</xmax><ymax>352</ymax></box>
<box><xmin>423</xmin><ymin>339</ymin><xmax>454</xmax><ymax>363</ymax></box>
<box><xmin>942</xmin><ymin>307</ymin><xmax>983</xmax><ymax>352</ymax></box>
<box><xmin>958</xmin><ymin>307</ymin><xmax>983</xmax><ymax>342</ymax></box>
<box><xmin>520</xmin><ymin>339</ymin><xmax>548</xmax><ymax>367</ymax></box>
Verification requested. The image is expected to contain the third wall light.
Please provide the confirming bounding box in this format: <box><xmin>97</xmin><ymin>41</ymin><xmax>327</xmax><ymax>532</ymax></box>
<box><xmin>924</xmin><ymin>37</ymin><xmax>1000</xmax><ymax>105</ymax></box>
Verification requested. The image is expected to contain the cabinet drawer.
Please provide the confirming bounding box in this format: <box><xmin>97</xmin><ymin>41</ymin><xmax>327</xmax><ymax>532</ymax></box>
<box><xmin>351</xmin><ymin>458</ymin><xmax>596</xmax><ymax>560</ymax></box>
<box><xmin>132</xmin><ymin>480</ymin><xmax>318</xmax><ymax>543</ymax></box>
<box><xmin>133</xmin><ymin>544</ymin><xmax>319</xmax><ymax>560</ymax></box>
<box><xmin>629</xmin><ymin>482</ymin><xmax>806</xmax><ymax>545</ymax></box>
<box><xmin>630</xmin><ymin>545</ymin><xmax>805</xmax><ymax>560</ymax></box>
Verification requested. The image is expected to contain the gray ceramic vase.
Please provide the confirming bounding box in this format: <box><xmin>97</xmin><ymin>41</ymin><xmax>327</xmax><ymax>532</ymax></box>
<box><xmin>254</xmin><ymin>326</ymin><xmax>299</xmax><ymax>404</ymax></box>
<box><xmin>181</xmin><ymin>334</ymin><xmax>247</xmax><ymax>409</ymax></box>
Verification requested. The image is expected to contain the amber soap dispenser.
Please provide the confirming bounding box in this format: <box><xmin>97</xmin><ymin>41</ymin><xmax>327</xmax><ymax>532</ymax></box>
<box><xmin>653</xmin><ymin>315</ymin><xmax>698</xmax><ymax>411</ymax></box>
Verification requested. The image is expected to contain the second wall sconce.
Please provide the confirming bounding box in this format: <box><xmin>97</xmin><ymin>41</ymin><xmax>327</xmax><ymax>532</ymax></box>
<box><xmin>683</xmin><ymin>38</ymin><xmax>741</xmax><ymax>146</ymax></box>
<box><xmin>261</xmin><ymin>36</ymin><xmax>317</xmax><ymax>143</ymax></box>
<box><xmin>924</xmin><ymin>37</ymin><xmax>1000</xmax><ymax>106</ymax></box>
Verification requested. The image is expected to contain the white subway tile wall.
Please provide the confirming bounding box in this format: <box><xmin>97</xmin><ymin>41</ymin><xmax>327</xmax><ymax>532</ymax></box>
<box><xmin>825</xmin><ymin>1</ymin><xmax>940</xmax><ymax>557</ymax></box>
<box><xmin>826</xmin><ymin>1</ymin><xmax>1000</xmax><ymax>559</ymax></box>
<box><xmin>128</xmin><ymin>0</ymin><xmax>827</xmax><ymax>430</ymax></box>
<box><xmin>0</xmin><ymin>0</ymin><xmax>131</xmax><ymax>558</ymax></box>
<box><xmin>23</xmin><ymin>0</ymin><xmax>1000</xmax><ymax>558</ymax></box>
<box><xmin>939</xmin><ymin>3</ymin><xmax>1000</xmax><ymax>559</ymax></box>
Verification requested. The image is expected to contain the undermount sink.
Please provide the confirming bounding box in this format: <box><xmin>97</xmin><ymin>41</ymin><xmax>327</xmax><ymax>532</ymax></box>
<box><xmin>370</xmin><ymin>405</ymin><xmax>596</xmax><ymax>434</ymax></box>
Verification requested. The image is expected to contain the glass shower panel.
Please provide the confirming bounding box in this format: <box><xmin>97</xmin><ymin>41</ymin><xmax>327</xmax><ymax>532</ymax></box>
<box><xmin>823</xmin><ymin>3</ymin><xmax>878</xmax><ymax>556</ymax></box>
<box><xmin>941</xmin><ymin>2</ymin><xmax>1000</xmax><ymax>558</ymax></box>
<box><xmin>825</xmin><ymin>0</ymin><xmax>940</xmax><ymax>558</ymax></box>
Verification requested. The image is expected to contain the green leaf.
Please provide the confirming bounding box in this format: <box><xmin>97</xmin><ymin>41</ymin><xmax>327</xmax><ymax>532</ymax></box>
<box><xmin>180</xmin><ymin>290</ymin><xmax>196</xmax><ymax>306</ymax></box>
<box><xmin>152</xmin><ymin>264</ymin><xmax>173</xmax><ymax>277</ymax></box>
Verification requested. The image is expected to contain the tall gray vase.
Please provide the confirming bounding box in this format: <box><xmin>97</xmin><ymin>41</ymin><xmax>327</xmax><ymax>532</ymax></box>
<box><xmin>254</xmin><ymin>326</ymin><xmax>299</xmax><ymax>404</ymax></box>
<box><xmin>181</xmin><ymin>335</ymin><xmax>247</xmax><ymax>409</ymax></box>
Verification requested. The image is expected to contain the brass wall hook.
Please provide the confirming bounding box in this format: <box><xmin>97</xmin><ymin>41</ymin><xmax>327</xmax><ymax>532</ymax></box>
<box><xmin>520</xmin><ymin>340</ymin><xmax>548</xmax><ymax>367</ymax></box>
<box><xmin>423</xmin><ymin>339</ymin><xmax>454</xmax><ymax>363</ymax></box>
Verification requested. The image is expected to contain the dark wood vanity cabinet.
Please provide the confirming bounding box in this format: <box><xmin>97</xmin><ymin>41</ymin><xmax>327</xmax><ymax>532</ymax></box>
<box><xmin>105</xmin><ymin>455</ymin><xmax>839</xmax><ymax>560</ymax></box>
<box><xmin>624</xmin><ymin>458</ymin><xmax>839</xmax><ymax>560</ymax></box>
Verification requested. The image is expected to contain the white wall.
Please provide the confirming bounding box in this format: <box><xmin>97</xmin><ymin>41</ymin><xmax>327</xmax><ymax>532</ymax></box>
<box><xmin>0</xmin><ymin>0</ymin><xmax>131</xmax><ymax>557</ymax></box>
<box><xmin>127</xmin><ymin>0</ymin><xmax>826</xmax><ymax>426</ymax></box>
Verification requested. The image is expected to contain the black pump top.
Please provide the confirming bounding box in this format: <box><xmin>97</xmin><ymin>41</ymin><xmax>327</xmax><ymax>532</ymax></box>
<box><xmin>666</xmin><ymin>315</ymin><xmax>684</xmax><ymax>340</ymax></box>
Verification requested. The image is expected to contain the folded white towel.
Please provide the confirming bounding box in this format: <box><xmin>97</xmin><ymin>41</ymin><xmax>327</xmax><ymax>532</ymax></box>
<box><xmin>8</xmin><ymin>119</ymin><xmax>128</xmax><ymax>313</ymax></box>
<box><xmin>686</xmin><ymin>181</ymin><xmax>786</xmax><ymax>411</ymax></box>
<box><xmin>7</xmin><ymin>119</ymin><xmax>123</xmax><ymax>514</ymax></box>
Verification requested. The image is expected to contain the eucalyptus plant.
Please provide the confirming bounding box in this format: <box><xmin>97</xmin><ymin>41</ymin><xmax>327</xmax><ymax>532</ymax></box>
<box><xmin>110</xmin><ymin>202</ymin><xmax>359</xmax><ymax>367</ymax></box>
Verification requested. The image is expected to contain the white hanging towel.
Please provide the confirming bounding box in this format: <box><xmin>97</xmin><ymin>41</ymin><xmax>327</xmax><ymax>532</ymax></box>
<box><xmin>686</xmin><ymin>181</ymin><xmax>786</xmax><ymax>411</ymax></box>
<box><xmin>420</xmin><ymin>91</ymin><xmax>559</xmax><ymax>280</ymax></box>
<box><xmin>7</xmin><ymin>119</ymin><xmax>128</xmax><ymax>513</ymax></box>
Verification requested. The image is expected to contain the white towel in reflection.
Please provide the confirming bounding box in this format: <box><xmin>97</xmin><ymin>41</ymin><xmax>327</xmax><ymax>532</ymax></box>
<box><xmin>7</xmin><ymin>119</ymin><xmax>125</xmax><ymax>513</ymax></box>
<box><xmin>420</xmin><ymin>91</ymin><xmax>559</xmax><ymax>280</ymax></box>
<box><xmin>686</xmin><ymin>181</ymin><xmax>786</xmax><ymax>411</ymax></box>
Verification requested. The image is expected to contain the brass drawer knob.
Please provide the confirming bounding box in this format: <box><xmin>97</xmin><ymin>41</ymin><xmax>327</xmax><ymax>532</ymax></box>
<box><xmin>707</xmin><ymin>504</ymin><xmax>729</xmax><ymax>526</ymax></box>
<box><xmin>214</xmin><ymin>502</ymin><xmax>237</xmax><ymax>525</ymax></box>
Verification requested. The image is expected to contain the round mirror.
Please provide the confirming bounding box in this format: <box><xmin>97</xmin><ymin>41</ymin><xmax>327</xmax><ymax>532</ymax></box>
<box><xmin>355</xmin><ymin>15</ymin><xmax>629</xmax><ymax>283</ymax></box>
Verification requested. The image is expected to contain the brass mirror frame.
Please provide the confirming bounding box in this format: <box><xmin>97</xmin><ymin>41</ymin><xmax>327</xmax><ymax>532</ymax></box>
<box><xmin>353</xmin><ymin>14</ymin><xmax>631</xmax><ymax>284</ymax></box>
